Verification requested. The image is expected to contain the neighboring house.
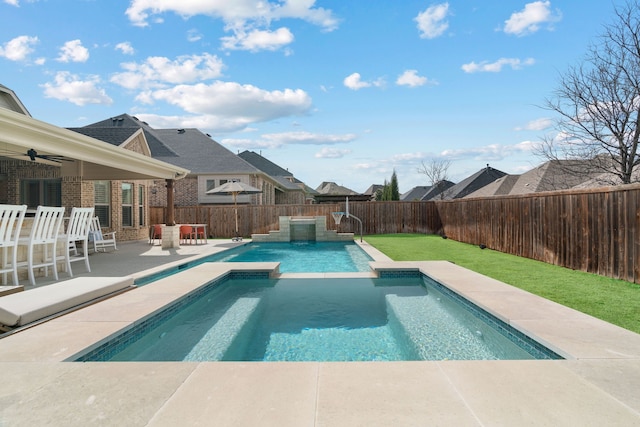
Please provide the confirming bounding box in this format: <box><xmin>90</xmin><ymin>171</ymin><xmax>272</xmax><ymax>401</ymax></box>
<box><xmin>466</xmin><ymin>160</ymin><xmax>604</xmax><ymax>198</ymax></box>
<box><xmin>363</xmin><ymin>184</ymin><xmax>384</xmax><ymax>200</ymax></box>
<box><xmin>464</xmin><ymin>174</ymin><xmax>520</xmax><ymax>198</ymax></box>
<box><xmin>573</xmin><ymin>168</ymin><xmax>640</xmax><ymax>189</ymax></box>
<box><xmin>74</xmin><ymin>114</ymin><xmax>283</xmax><ymax>207</ymax></box>
<box><xmin>1</xmin><ymin>84</ymin><xmax>188</xmax><ymax>241</ymax></box>
<box><xmin>314</xmin><ymin>182</ymin><xmax>369</xmax><ymax>203</ymax></box>
<box><xmin>401</xmin><ymin>186</ymin><xmax>431</xmax><ymax>201</ymax></box>
<box><xmin>420</xmin><ymin>180</ymin><xmax>456</xmax><ymax>201</ymax></box>
<box><xmin>438</xmin><ymin>166</ymin><xmax>506</xmax><ymax>200</ymax></box>
<box><xmin>508</xmin><ymin>160</ymin><xmax>598</xmax><ymax>195</ymax></box>
<box><xmin>237</xmin><ymin>150</ymin><xmax>309</xmax><ymax>204</ymax></box>
<box><xmin>316</xmin><ymin>182</ymin><xmax>359</xmax><ymax>195</ymax></box>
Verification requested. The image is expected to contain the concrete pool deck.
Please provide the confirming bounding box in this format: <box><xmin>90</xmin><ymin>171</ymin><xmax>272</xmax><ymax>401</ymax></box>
<box><xmin>0</xmin><ymin>239</ymin><xmax>639</xmax><ymax>425</ymax></box>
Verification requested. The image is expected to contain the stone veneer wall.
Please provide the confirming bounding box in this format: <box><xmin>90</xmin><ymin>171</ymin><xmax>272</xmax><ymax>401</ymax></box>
<box><xmin>252</xmin><ymin>216</ymin><xmax>354</xmax><ymax>242</ymax></box>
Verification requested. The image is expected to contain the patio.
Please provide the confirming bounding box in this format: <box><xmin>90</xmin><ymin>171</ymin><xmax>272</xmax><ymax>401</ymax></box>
<box><xmin>0</xmin><ymin>239</ymin><xmax>639</xmax><ymax>425</ymax></box>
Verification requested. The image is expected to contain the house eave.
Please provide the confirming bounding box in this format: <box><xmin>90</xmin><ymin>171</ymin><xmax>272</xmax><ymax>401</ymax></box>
<box><xmin>0</xmin><ymin>108</ymin><xmax>189</xmax><ymax>180</ymax></box>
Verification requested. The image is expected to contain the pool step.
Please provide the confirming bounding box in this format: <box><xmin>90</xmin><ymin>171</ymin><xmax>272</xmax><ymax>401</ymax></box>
<box><xmin>262</xmin><ymin>326</ymin><xmax>407</xmax><ymax>361</ymax></box>
<box><xmin>384</xmin><ymin>288</ymin><xmax>495</xmax><ymax>360</ymax></box>
<box><xmin>184</xmin><ymin>296</ymin><xmax>264</xmax><ymax>361</ymax></box>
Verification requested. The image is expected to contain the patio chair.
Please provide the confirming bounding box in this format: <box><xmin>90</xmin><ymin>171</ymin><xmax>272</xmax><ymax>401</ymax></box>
<box><xmin>18</xmin><ymin>206</ymin><xmax>65</xmax><ymax>286</ymax></box>
<box><xmin>179</xmin><ymin>225</ymin><xmax>195</xmax><ymax>245</ymax></box>
<box><xmin>193</xmin><ymin>225</ymin><xmax>206</xmax><ymax>244</ymax></box>
<box><xmin>149</xmin><ymin>224</ymin><xmax>162</xmax><ymax>245</ymax></box>
<box><xmin>57</xmin><ymin>207</ymin><xmax>94</xmax><ymax>277</ymax></box>
<box><xmin>0</xmin><ymin>204</ymin><xmax>27</xmax><ymax>286</ymax></box>
<box><xmin>89</xmin><ymin>216</ymin><xmax>117</xmax><ymax>252</ymax></box>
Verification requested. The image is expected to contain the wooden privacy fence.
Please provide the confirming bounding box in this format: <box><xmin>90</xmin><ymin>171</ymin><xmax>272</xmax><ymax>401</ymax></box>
<box><xmin>150</xmin><ymin>201</ymin><xmax>442</xmax><ymax>238</ymax></box>
<box><xmin>150</xmin><ymin>184</ymin><xmax>640</xmax><ymax>283</ymax></box>
<box><xmin>435</xmin><ymin>185</ymin><xmax>640</xmax><ymax>283</ymax></box>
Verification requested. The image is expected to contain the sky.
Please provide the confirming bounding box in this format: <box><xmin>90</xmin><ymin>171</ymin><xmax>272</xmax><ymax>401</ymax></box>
<box><xmin>0</xmin><ymin>0</ymin><xmax>622</xmax><ymax>193</ymax></box>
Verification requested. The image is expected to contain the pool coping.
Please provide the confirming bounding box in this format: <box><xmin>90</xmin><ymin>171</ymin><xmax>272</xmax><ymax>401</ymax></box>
<box><xmin>0</xmin><ymin>240</ymin><xmax>639</xmax><ymax>425</ymax></box>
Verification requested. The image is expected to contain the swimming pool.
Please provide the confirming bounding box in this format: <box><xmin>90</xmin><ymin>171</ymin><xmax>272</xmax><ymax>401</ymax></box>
<box><xmin>214</xmin><ymin>241</ymin><xmax>373</xmax><ymax>273</ymax></box>
<box><xmin>78</xmin><ymin>272</ymin><xmax>561</xmax><ymax>362</ymax></box>
<box><xmin>135</xmin><ymin>241</ymin><xmax>373</xmax><ymax>286</ymax></box>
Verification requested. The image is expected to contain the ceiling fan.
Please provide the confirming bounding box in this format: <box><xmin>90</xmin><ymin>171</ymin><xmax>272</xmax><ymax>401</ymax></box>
<box><xmin>26</xmin><ymin>149</ymin><xmax>74</xmax><ymax>163</ymax></box>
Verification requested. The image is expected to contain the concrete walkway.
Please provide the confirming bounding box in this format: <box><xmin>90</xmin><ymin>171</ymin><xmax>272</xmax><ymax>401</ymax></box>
<box><xmin>0</xmin><ymin>239</ymin><xmax>639</xmax><ymax>426</ymax></box>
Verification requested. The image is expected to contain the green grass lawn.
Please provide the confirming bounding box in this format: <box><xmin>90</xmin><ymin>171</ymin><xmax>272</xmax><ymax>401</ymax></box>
<box><xmin>364</xmin><ymin>233</ymin><xmax>640</xmax><ymax>334</ymax></box>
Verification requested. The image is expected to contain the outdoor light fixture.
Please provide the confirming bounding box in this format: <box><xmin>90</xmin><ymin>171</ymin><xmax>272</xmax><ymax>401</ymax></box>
<box><xmin>27</xmin><ymin>149</ymin><xmax>37</xmax><ymax>161</ymax></box>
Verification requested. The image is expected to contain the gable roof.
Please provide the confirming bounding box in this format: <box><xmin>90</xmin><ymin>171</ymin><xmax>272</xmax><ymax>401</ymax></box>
<box><xmin>509</xmin><ymin>160</ymin><xmax>599</xmax><ymax>195</ymax></box>
<box><xmin>237</xmin><ymin>150</ymin><xmax>304</xmax><ymax>191</ymax></box>
<box><xmin>316</xmin><ymin>181</ymin><xmax>359</xmax><ymax>195</ymax></box>
<box><xmin>440</xmin><ymin>166</ymin><xmax>506</xmax><ymax>200</ymax></box>
<box><xmin>421</xmin><ymin>180</ymin><xmax>456</xmax><ymax>200</ymax></box>
<box><xmin>465</xmin><ymin>174</ymin><xmax>520</xmax><ymax>198</ymax></box>
<box><xmin>401</xmin><ymin>186</ymin><xmax>431</xmax><ymax>201</ymax></box>
<box><xmin>77</xmin><ymin>113</ymin><xmax>260</xmax><ymax>175</ymax></box>
<box><xmin>0</xmin><ymin>84</ymin><xmax>30</xmax><ymax>116</ymax></box>
<box><xmin>238</xmin><ymin>150</ymin><xmax>292</xmax><ymax>177</ymax></box>
<box><xmin>152</xmin><ymin>128</ymin><xmax>260</xmax><ymax>174</ymax></box>
<box><xmin>363</xmin><ymin>184</ymin><xmax>384</xmax><ymax>196</ymax></box>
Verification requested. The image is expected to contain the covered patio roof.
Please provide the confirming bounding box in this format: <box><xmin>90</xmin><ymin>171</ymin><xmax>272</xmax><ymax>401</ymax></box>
<box><xmin>0</xmin><ymin>108</ymin><xmax>189</xmax><ymax>181</ymax></box>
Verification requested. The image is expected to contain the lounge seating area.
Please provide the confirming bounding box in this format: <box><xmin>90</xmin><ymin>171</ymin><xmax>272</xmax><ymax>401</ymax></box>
<box><xmin>89</xmin><ymin>216</ymin><xmax>117</xmax><ymax>252</ymax></box>
<box><xmin>0</xmin><ymin>204</ymin><xmax>119</xmax><ymax>288</ymax></box>
<box><xmin>0</xmin><ymin>276</ymin><xmax>134</xmax><ymax>331</ymax></box>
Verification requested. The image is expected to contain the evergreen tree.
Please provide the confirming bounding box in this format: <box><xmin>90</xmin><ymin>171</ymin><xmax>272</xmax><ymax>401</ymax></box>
<box><xmin>390</xmin><ymin>170</ymin><xmax>400</xmax><ymax>200</ymax></box>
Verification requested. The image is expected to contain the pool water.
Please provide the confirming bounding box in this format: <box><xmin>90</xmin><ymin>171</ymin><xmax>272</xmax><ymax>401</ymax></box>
<box><xmin>89</xmin><ymin>275</ymin><xmax>560</xmax><ymax>362</ymax></box>
<box><xmin>215</xmin><ymin>241</ymin><xmax>373</xmax><ymax>273</ymax></box>
<box><xmin>135</xmin><ymin>242</ymin><xmax>373</xmax><ymax>286</ymax></box>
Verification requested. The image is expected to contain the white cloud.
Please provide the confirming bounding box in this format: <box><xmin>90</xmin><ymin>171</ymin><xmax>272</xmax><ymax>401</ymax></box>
<box><xmin>415</xmin><ymin>3</ymin><xmax>450</xmax><ymax>39</ymax></box>
<box><xmin>41</xmin><ymin>71</ymin><xmax>112</xmax><ymax>106</ymax></box>
<box><xmin>516</xmin><ymin>117</ymin><xmax>552</xmax><ymax>131</ymax></box>
<box><xmin>111</xmin><ymin>53</ymin><xmax>225</xmax><ymax>89</ymax></box>
<box><xmin>0</xmin><ymin>35</ymin><xmax>38</xmax><ymax>61</ymax></box>
<box><xmin>461</xmin><ymin>57</ymin><xmax>535</xmax><ymax>73</ymax></box>
<box><xmin>440</xmin><ymin>141</ymin><xmax>536</xmax><ymax>161</ymax></box>
<box><xmin>133</xmin><ymin>82</ymin><xmax>312</xmax><ymax>133</ymax></box>
<box><xmin>127</xmin><ymin>0</ymin><xmax>333</xmax><ymax>27</ymax></box>
<box><xmin>353</xmin><ymin>151</ymin><xmax>430</xmax><ymax>175</ymax></box>
<box><xmin>344</xmin><ymin>73</ymin><xmax>369</xmax><ymax>90</ymax></box>
<box><xmin>187</xmin><ymin>29</ymin><xmax>202</xmax><ymax>42</ymax></box>
<box><xmin>396</xmin><ymin>70</ymin><xmax>436</xmax><ymax>87</ymax></box>
<box><xmin>223</xmin><ymin>131</ymin><xmax>355</xmax><ymax>149</ymax></box>
<box><xmin>57</xmin><ymin>39</ymin><xmax>89</xmax><ymax>63</ymax></box>
<box><xmin>221</xmin><ymin>27</ymin><xmax>294</xmax><ymax>51</ymax></box>
<box><xmin>343</xmin><ymin>72</ymin><xmax>384</xmax><ymax>90</ymax></box>
<box><xmin>115</xmin><ymin>42</ymin><xmax>135</xmax><ymax>55</ymax></box>
<box><xmin>125</xmin><ymin>0</ymin><xmax>339</xmax><ymax>54</ymax></box>
<box><xmin>4</xmin><ymin>0</ymin><xmax>19</xmax><ymax>6</ymax></box>
<box><xmin>503</xmin><ymin>1</ymin><xmax>561</xmax><ymax>36</ymax></box>
<box><xmin>315</xmin><ymin>147</ymin><xmax>352</xmax><ymax>159</ymax></box>
<box><xmin>136</xmin><ymin>114</ymin><xmax>255</xmax><ymax>133</ymax></box>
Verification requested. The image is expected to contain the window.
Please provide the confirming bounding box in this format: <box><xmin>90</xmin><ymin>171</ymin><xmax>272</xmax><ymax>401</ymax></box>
<box><xmin>94</xmin><ymin>181</ymin><xmax>110</xmax><ymax>226</ymax></box>
<box><xmin>138</xmin><ymin>184</ymin><xmax>145</xmax><ymax>226</ymax></box>
<box><xmin>20</xmin><ymin>179</ymin><xmax>61</xmax><ymax>208</ymax></box>
<box><xmin>122</xmin><ymin>183</ymin><xmax>133</xmax><ymax>227</ymax></box>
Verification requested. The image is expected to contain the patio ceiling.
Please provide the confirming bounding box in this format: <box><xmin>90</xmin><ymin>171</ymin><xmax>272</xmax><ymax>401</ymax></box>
<box><xmin>0</xmin><ymin>108</ymin><xmax>189</xmax><ymax>181</ymax></box>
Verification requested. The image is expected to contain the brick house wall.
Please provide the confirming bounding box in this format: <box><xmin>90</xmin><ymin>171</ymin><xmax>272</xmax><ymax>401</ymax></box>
<box><xmin>0</xmin><ymin>158</ymin><xmax>152</xmax><ymax>241</ymax></box>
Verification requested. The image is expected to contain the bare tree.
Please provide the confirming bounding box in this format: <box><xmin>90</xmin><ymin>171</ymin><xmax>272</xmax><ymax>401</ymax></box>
<box><xmin>418</xmin><ymin>158</ymin><xmax>451</xmax><ymax>186</ymax></box>
<box><xmin>539</xmin><ymin>0</ymin><xmax>640</xmax><ymax>185</ymax></box>
<box><xmin>417</xmin><ymin>158</ymin><xmax>451</xmax><ymax>200</ymax></box>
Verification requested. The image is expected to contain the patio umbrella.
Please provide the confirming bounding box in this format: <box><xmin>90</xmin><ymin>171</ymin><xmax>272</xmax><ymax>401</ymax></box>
<box><xmin>206</xmin><ymin>181</ymin><xmax>262</xmax><ymax>238</ymax></box>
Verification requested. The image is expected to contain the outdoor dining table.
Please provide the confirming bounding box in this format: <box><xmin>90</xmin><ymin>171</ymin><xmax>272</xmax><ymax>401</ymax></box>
<box><xmin>183</xmin><ymin>224</ymin><xmax>207</xmax><ymax>245</ymax></box>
